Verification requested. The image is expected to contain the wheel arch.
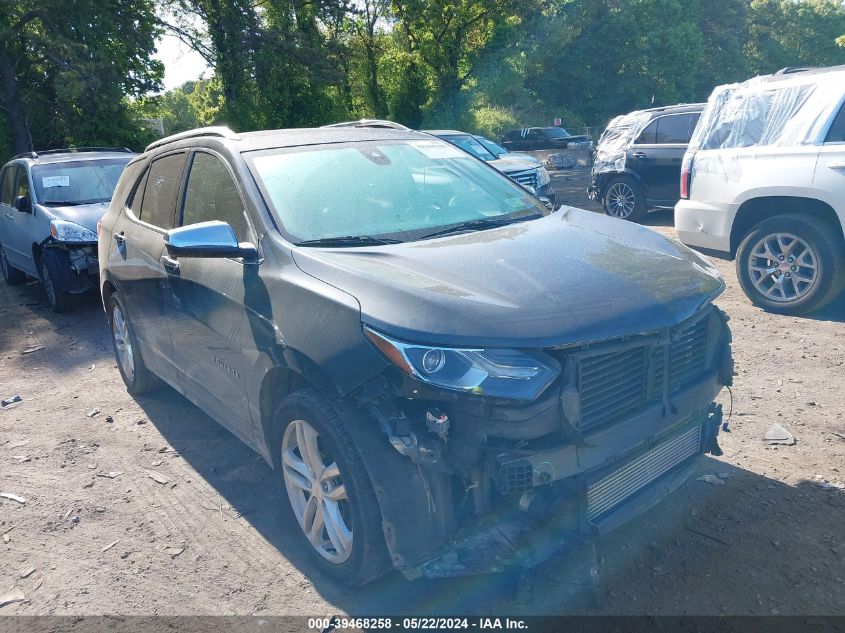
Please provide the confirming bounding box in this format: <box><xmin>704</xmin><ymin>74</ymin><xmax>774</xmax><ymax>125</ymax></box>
<box><xmin>730</xmin><ymin>196</ymin><xmax>844</xmax><ymax>255</ymax></box>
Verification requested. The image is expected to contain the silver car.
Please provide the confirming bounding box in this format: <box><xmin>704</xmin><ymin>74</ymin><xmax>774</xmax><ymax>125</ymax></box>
<box><xmin>0</xmin><ymin>148</ymin><xmax>135</xmax><ymax>311</ymax></box>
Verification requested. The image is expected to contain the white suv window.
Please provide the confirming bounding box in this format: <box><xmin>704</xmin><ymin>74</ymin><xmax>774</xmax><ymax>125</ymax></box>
<box><xmin>825</xmin><ymin>103</ymin><xmax>845</xmax><ymax>143</ymax></box>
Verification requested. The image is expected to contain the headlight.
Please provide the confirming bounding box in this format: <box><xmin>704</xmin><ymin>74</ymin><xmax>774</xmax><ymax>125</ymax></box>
<box><xmin>50</xmin><ymin>219</ymin><xmax>97</xmax><ymax>242</ymax></box>
<box><xmin>537</xmin><ymin>167</ymin><xmax>551</xmax><ymax>187</ymax></box>
<box><xmin>364</xmin><ymin>326</ymin><xmax>559</xmax><ymax>400</ymax></box>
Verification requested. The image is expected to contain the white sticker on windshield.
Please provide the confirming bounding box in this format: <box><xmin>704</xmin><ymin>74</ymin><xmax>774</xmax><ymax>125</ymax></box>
<box><xmin>408</xmin><ymin>140</ymin><xmax>466</xmax><ymax>160</ymax></box>
<box><xmin>42</xmin><ymin>176</ymin><xmax>70</xmax><ymax>188</ymax></box>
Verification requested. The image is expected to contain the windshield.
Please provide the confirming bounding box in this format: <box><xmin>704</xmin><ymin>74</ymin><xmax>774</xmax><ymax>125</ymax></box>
<box><xmin>476</xmin><ymin>137</ymin><xmax>508</xmax><ymax>157</ymax></box>
<box><xmin>439</xmin><ymin>135</ymin><xmax>498</xmax><ymax>161</ymax></box>
<box><xmin>32</xmin><ymin>158</ymin><xmax>130</xmax><ymax>205</ymax></box>
<box><xmin>247</xmin><ymin>139</ymin><xmax>548</xmax><ymax>244</ymax></box>
<box><xmin>545</xmin><ymin>128</ymin><xmax>572</xmax><ymax>139</ymax></box>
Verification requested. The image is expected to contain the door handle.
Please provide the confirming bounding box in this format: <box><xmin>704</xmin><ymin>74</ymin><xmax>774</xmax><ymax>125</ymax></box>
<box><xmin>113</xmin><ymin>232</ymin><xmax>126</xmax><ymax>244</ymax></box>
<box><xmin>828</xmin><ymin>162</ymin><xmax>845</xmax><ymax>169</ymax></box>
<box><xmin>160</xmin><ymin>255</ymin><xmax>180</xmax><ymax>273</ymax></box>
<box><xmin>3</xmin><ymin>213</ymin><xmax>13</xmax><ymax>220</ymax></box>
<box><xmin>633</xmin><ymin>152</ymin><xmax>648</xmax><ymax>159</ymax></box>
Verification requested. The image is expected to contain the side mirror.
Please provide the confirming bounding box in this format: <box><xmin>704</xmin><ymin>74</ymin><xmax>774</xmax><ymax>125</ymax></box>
<box><xmin>13</xmin><ymin>195</ymin><xmax>31</xmax><ymax>213</ymax></box>
<box><xmin>538</xmin><ymin>196</ymin><xmax>554</xmax><ymax>211</ymax></box>
<box><xmin>165</xmin><ymin>221</ymin><xmax>258</xmax><ymax>262</ymax></box>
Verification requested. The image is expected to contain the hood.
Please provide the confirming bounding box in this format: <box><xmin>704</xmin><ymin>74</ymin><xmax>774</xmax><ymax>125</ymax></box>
<box><xmin>490</xmin><ymin>156</ymin><xmax>540</xmax><ymax>175</ymax></box>
<box><xmin>37</xmin><ymin>201</ymin><xmax>110</xmax><ymax>232</ymax></box>
<box><xmin>291</xmin><ymin>207</ymin><xmax>724</xmax><ymax>348</ymax></box>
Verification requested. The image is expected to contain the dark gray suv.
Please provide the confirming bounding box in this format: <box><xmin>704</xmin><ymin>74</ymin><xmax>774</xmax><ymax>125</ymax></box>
<box><xmin>99</xmin><ymin>126</ymin><xmax>733</xmax><ymax>586</ymax></box>
<box><xmin>0</xmin><ymin>148</ymin><xmax>135</xmax><ymax>311</ymax></box>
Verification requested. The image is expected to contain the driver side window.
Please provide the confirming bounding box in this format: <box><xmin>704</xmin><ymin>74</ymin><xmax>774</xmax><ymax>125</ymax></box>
<box><xmin>181</xmin><ymin>152</ymin><xmax>251</xmax><ymax>242</ymax></box>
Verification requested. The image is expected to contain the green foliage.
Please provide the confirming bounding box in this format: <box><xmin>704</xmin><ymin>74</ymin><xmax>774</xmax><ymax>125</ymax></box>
<box><xmin>0</xmin><ymin>0</ymin><xmax>163</xmax><ymax>157</ymax></box>
<box><xmin>2</xmin><ymin>0</ymin><xmax>845</xmax><ymax>156</ymax></box>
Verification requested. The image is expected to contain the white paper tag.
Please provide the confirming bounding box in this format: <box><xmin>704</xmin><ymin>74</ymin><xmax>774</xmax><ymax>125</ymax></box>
<box><xmin>42</xmin><ymin>176</ymin><xmax>70</xmax><ymax>188</ymax></box>
<box><xmin>408</xmin><ymin>140</ymin><xmax>466</xmax><ymax>160</ymax></box>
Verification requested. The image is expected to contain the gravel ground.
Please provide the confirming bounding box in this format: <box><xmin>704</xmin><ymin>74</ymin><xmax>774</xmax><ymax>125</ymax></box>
<box><xmin>1</xmin><ymin>168</ymin><xmax>843</xmax><ymax>615</ymax></box>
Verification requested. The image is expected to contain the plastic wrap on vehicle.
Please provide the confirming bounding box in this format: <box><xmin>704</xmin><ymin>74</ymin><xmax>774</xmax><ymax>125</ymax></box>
<box><xmin>592</xmin><ymin>111</ymin><xmax>653</xmax><ymax>174</ymax></box>
<box><xmin>689</xmin><ymin>68</ymin><xmax>845</xmax><ymax>153</ymax></box>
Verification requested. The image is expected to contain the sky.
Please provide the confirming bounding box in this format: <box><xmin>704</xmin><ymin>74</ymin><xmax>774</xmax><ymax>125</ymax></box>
<box><xmin>153</xmin><ymin>33</ymin><xmax>211</xmax><ymax>92</ymax></box>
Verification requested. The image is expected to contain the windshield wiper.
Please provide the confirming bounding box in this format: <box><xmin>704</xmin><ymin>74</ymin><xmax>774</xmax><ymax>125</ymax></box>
<box><xmin>417</xmin><ymin>214</ymin><xmax>542</xmax><ymax>241</ymax></box>
<box><xmin>43</xmin><ymin>200</ymin><xmax>86</xmax><ymax>206</ymax></box>
<box><xmin>295</xmin><ymin>235</ymin><xmax>404</xmax><ymax>247</ymax></box>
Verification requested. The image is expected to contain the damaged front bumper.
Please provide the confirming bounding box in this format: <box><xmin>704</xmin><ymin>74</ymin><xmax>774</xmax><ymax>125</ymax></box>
<box><xmin>359</xmin><ymin>306</ymin><xmax>733</xmax><ymax>580</ymax></box>
<box><xmin>43</xmin><ymin>241</ymin><xmax>99</xmax><ymax>294</ymax></box>
<box><xmin>409</xmin><ymin>404</ymin><xmax>723</xmax><ymax>579</ymax></box>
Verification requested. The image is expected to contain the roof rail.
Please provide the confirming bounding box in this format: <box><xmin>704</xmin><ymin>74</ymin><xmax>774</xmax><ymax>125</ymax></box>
<box><xmin>774</xmin><ymin>66</ymin><xmax>815</xmax><ymax>75</ymax></box>
<box><xmin>145</xmin><ymin>126</ymin><xmax>239</xmax><ymax>152</ymax></box>
<box><xmin>11</xmin><ymin>147</ymin><xmax>133</xmax><ymax>160</ymax></box>
<box><xmin>321</xmin><ymin>119</ymin><xmax>411</xmax><ymax>131</ymax></box>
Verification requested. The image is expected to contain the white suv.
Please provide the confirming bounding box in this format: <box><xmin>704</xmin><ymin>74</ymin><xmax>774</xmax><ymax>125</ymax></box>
<box><xmin>676</xmin><ymin>65</ymin><xmax>845</xmax><ymax>315</ymax></box>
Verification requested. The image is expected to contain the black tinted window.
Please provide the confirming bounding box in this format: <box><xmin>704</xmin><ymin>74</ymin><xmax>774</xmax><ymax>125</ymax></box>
<box><xmin>635</xmin><ymin>120</ymin><xmax>658</xmax><ymax>144</ymax></box>
<box><xmin>139</xmin><ymin>153</ymin><xmax>187</xmax><ymax>229</ymax></box>
<box><xmin>655</xmin><ymin>114</ymin><xmax>693</xmax><ymax>144</ymax></box>
<box><xmin>0</xmin><ymin>167</ymin><xmax>16</xmax><ymax>205</ymax></box>
<box><xmin>181</xmin><ymin>153</ymin><xmax>250</xmax><ymax>241</ymax></box>
<box><xmin>13</xmin><ymin>168</ymin><xmax>30</xmax><ymax>199</ymax></box>
<box><xmin>826</xmin><ymin>103</ymin><xmax>845</xmax><ymax>143</ymax></box>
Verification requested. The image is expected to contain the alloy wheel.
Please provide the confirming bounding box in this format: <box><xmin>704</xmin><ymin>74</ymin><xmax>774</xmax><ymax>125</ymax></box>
<box><xmin>606</xmin><ymin>182</ymin><xmax>637</xmax><ymax>218</ymax></box>
<box><xmin>747</xmin><ymin>232</ymin><xmax>819</xmax><ymax>303</ymax></box>
<box><xmin>281</xmin><ymin>419</ymin><xmax>353</xmax><ymax>564</ymax></box>
<box><xmin>112</xmin><ymin>304</ymin><xmax>135</xmax><ymax>380</ymax></box>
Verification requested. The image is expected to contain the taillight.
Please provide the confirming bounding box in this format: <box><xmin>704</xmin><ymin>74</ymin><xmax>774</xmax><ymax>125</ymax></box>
<box><xmin>680</xmin><ymin>153</ymin><xmax>694</xmax><ymax>200</ymax></box>
<box><xmin>97</xmin><ymin>220</ymin><xmax>102</xmax><ymax>237</ymax></box>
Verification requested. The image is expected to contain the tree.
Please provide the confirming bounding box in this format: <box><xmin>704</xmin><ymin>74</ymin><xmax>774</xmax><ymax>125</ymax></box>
<box><xmin>0</xmin><ymin>0</ymin><xmax>163</xmax><ymax>155</ymax></box>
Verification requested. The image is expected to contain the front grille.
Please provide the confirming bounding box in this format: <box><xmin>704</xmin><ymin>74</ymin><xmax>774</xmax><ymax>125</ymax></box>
<box><xmin>586</xmin><ymin>423</ymin><xmax>701</xmax><ymax>521</ymax></box>
<box><xmin>579</xmin><ymin>347</ymin><xmax>649</xmax><ymax>431</ymax></box>
<box><xmin>572</xmin><ymin>310</ymin><xmax>714</xmax><ymax>432</ymax></box>
<box><xmin>509</xmin><ymin>169</ymin><xmax>539</xmax><ymax>189</ymax></box>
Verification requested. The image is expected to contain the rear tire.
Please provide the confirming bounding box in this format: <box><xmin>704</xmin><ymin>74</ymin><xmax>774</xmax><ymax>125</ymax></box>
<box><xmin>39</xmin><ymin>254</ymin><xmax>75</xmax><ymax>313</ymax></box>
<box><xmin>735</xmin><ymin>213</ymin><xmax>845</xmax><ymax>315</ymax></box>
<box><xmin>107</xmin><ymin>292</ymin><xmax>160</xmax><ymax>395</ymax></box>
<box><xmin>273</xmin><ymin>388</ymin><xmax>391</xmax><ymax>586</ymax></box>
<box><xmin>602</xmin><ymin>175</ymin><xmax>647</xmax><ymax>222</ymax></box>
<box><xmin>0</xmin><ymin>244</ymin><xmax>27</xmax><ymax>286</ymax></box>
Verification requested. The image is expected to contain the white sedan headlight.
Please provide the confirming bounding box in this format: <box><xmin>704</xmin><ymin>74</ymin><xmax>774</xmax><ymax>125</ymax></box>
<box><xmin>50</xmin><ymin>219</ymin><xmax>97</xmax><ymax>243</ymax></box>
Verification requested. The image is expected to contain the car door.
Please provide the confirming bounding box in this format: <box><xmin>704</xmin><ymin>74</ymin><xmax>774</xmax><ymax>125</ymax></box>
<box><xmin>162</xmin><ymin>150</ymin><xmax>258</xmax><ymax>444</ymax></box>
<box><xmin>628</xmin><ymin>114</ymin><xmax>695</xmax><ymax>204</ymax></box>
<box><xmin>0</xmin><ymin>165</ymin><xmax>33</xmax><ymax>273</ymax></box>
<box><xmin>813</xmin><ymin>100</ymin><xmax>845</xmax><ymax>224</ymax></box>
<box><xmin>108</xmin><ymin>152</ymin><xmax>187</xmax><ymax>387</ymax></box>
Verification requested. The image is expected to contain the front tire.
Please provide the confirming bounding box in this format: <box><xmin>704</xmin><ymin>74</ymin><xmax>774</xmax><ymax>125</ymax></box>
<box><xmin>274</xmin><ymin>389</ymin><xmax>390</xmax><ymax>586</ymax></box>
<box><xmin>736</xmin><ymin>214</ymin><xmax>845</xmax><ymax>315</ymax></box>
<box><xmin>39</xmin><ymin>254</ymin><xmax>75</xmax><ymax>313</ymax></box>
<box><xmin>0</xmin><ymin>244</ymin><xmax>26</xmax><ymax>285</ymax></box>
<box><xmin>602</xmin><ymin>175</ymin><xmax>647</xmax><ymax>222</ymax></box>
<box><xmin>107</xmin><ymin>292</ymin><xmax>160</xmax><ymax>395</ymax></box>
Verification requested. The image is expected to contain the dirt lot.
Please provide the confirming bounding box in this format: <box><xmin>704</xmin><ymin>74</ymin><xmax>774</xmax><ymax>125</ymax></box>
<box><xmin>1</xmin><ymin>168</ymin><xmax>844</xmax><ymax>616</ymax></box>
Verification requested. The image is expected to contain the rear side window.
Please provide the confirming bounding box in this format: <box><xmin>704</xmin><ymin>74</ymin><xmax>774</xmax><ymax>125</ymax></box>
<box><xmin>138</xmin><ymin>153</ymin><xmax>187</xmax><ymax>229</ymax></box>
<box><xmin>655</xmin><ymin>114</ymin><xmax>693</xmax><ymax>144</ymax></box>
<box><xmin>1</xmin><ymin>167</ymin><xmax>18</xmax><ymax>205</ymax></box>
<box><xmin>181</xmin><ymin>152</ymin><xmax>250</xmax><ymax>241</ymax></box>
<box><xmin>635</xmin><ymin>119</ymin><xmax>658</xmax><ymax>144</ymax></box>
<box><xmin>826</xmin><ymin>103</ymin><xmax>845</xmax><ymax>143</ymax></box>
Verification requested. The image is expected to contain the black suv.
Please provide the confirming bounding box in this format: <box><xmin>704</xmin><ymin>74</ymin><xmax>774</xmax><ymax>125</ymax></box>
<box><xmin>500</xmin><ymin>127</ymin><xmax>592</xmax><ymax>152</ymax></box>
<box><xmin>99</xmin><ymin>125</ymin><xmax>732</xmax><ymax>586</ymax></box>
<box><xmin>588</xmin><ymin>103</ymin><xmax>704</xmax><ymax>222</ymax></box>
